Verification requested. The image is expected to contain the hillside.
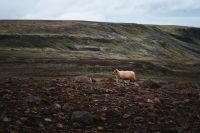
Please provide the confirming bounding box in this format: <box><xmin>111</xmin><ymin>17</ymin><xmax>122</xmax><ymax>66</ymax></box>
<box><xmin>0</xmin><ymin>20</ymin><xmax>200</xmax><ymax>60</ymax></box>
<box><xmin>0</xmin><ymin>20</ymin><xmax>200</xmax><ymax>79</ymax></box>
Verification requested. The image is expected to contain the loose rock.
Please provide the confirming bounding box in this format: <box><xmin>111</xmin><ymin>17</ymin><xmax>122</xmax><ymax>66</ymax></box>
<box><xmin>57</xmin><ymin>123</ymin><xmax>63</xmax><ymax>128</ymax></box>
<box><xmin>71</xmin><ymin>111</ymin><xmax>98</xmax><ymax>125</ymax></box>
<box><xmin>147</xmin><ymin>99</ymin><xmax>154</xmax><ymax>103</ymax></box>
<box><xmin>24</xmin><ymin>95</ymin><xmax>42</xmax><ymax>104</ymax></box>
<box><xmin>123</xmin><ymin>114</ymin><xmax>131</xmax><ymax>119</ymax></box>
<box><xmin>74</xmin><ymin>76</ymin><xmax>92</xmax><ymax>83</ymax></box>
<box><xmin>44</xmin><ymin>118</ymin><xmax>52</xmax><ymax>122</ymax></box>
<box><xmin>3</xmin><ymin>117</ymin><xmax>11</xmax><ymax>122</ymax></box>
<box><xmin>154</xmin><ymin>97</ymin><xmax>161</xmax><ymax>103</ymax></box>
<box><xmin>54</xmin><ymin>103</ymin><xmax>61</xmax><ymax>109</ymax></box>
<box><xmin>97</xmin><ymin>126</ymin><xmax>104</xmax><ymax>130</ymax></box>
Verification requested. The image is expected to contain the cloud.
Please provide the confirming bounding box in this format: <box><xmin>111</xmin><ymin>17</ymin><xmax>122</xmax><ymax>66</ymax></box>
<box><xmin>0</xmin><ymin>0</ymin><xmax>40</xmax><ymax>18</ymax></box>
<box><xmin>0</xmin><ymin>0</ymin><xmax>200</xmax><ymax>27</ymax></box>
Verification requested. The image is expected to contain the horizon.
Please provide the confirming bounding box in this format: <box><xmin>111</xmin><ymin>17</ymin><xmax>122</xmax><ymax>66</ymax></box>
<box><xmin>0</xmin><ymin>19</ymin><xmax>199</xmax><ymax>28</ymax></box>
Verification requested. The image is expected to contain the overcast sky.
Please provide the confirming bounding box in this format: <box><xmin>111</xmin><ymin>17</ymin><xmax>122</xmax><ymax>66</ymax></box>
<box><xmin>0</xmin><ymin>0</ymin><xmax>200</xmax><ymax>27</ymax></box>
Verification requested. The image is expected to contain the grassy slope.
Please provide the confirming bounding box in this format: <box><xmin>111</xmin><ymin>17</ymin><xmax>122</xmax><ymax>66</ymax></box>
<box><xmin>0</xmin><ymin>20</ymin><xmax>200</xmax><ymax>59</ymax></box>
<box><xmin>0</xmin><ymin>20</ymin><xmax>200</xmax><ymax>80</ymax></box>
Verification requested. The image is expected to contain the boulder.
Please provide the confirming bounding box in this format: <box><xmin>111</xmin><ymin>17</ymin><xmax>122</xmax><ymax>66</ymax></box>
<box><xmin>3</xmin><ymin>117</ymin><xmax>11</xmax><ymax>122</ymax></box>
<box><xmin>24</xmin><ymin>95</ymin><xmax>42</xmax><ymax>104</ymax></box>
<box><xmin>74</xmin><ymin>76</ymin><xmax>92</xmax><ymax>83</ymax></box>
<box><xmin>54</xmin><ymin>103</ymin><xmax>61</xmax><ymax>109</ymax></box>
<box><xmin>136</xmin><ymin>80</ymin><xmax>160</xmax><ymax>88</ymax></box>
<box><xmin>71</xmin><ymin>111</ymin><xmax>98</xmax><ymax>126</ymax></box>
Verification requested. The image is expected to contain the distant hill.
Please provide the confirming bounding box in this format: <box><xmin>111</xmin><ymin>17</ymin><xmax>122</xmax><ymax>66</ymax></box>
<box><xmin>0</xmin><ymin>20</ymin><xmax>200</xmax><ymax>79</ymax></box>
<box><xmin>0</xmin><ymin>20</ymin><xmax>200</xmax><ymax>60</ymax></box>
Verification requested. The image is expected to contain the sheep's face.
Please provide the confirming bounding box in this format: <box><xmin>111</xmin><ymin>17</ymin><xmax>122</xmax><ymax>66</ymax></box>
<box><xmin>113</xmin><ymin>69</ymin><xmax>118</xmax><ymax>74</ymax></box>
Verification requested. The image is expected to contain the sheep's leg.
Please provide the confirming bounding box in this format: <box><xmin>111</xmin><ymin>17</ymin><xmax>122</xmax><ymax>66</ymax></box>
<box><xmin>130</xmin><ymin>78</ymin><xmax>136</xmax><ymax>83</ymax></box>
<box><xmin>116</xmin><ymin>78</ymin><xmax>121</xmax><ymax>84</ymax></box>
<box><xmin>115</xmin><ymin>76</ymin><xmax>119</xmax><ymax>83</ymax></box>
<box><xmin>116</xmin><ymin>78</ymin><xmax>119</xmax><ymax>83</ymax></box>
<box><xmin>129</xmin><ymin>79</ymin><xmax>135</xmax><ymax>85</ymax></box>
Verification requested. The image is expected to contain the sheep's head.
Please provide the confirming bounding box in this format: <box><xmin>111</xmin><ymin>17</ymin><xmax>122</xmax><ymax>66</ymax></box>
<box><xmin>113</xmin><ymin>69</ymin><xmax>119</xmax><ymax>74</ymax></box>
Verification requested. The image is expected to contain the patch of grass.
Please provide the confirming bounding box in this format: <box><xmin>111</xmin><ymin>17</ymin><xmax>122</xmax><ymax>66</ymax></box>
<box><xmin>0</xmin><ymin>58</ymin><xmax>199</xmax><ymax>82</ymax></box>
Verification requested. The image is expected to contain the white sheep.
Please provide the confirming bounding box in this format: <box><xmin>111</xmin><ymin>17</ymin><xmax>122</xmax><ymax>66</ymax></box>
<box><xmin>113</xmin><ymin>69</ymin><xmax>136</xmax><ymax>82</ymax></box>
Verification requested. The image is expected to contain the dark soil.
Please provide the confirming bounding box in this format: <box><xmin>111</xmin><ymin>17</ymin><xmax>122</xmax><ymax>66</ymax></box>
<box><xmin>0</xmin><ymin>78</ymin><xmax>200</xmax><ymax>133</ymax></box>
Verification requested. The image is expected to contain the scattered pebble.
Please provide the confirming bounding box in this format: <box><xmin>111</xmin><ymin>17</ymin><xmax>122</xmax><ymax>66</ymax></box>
<box><xmin>134</xmin><ymin>116</ymin><xmax>144</xmax><ymax>122</ymax></box>
<box><xmin>57</xmin><ymin>123</ymin><xmax>63</xmax><ymax>128</ymax></box>
<box><xmin>97</xmin><ymin>126</ymin><xmax>104</xmax><ymax>130</ymax></box>
<box><xmin>184</xmin><ymin>99</ymin><xmax>190</xmax><ymax>103</ymax></box>
<box><xmin>100</xmin><ymin>116</ymin><xmax>106</xmax><ymax>121</ymax></box>
<box><xmin>147</xmin><ymin>99</ymin><xmax>154</xmax><ymax>103</ymax></box>
<box><xmin>117</xmin><ymin>122</ymin><xmax>123</xmax><ymax>127</ymax></box>
<box><xmin>54</xmin><ymin>103</ymin><xmax>61</xmax><ymax>109</ymax></box>
<box><xmin>16</xmin><ymin>120</ymin><xmax>22</xmax><ymax>125</ymax></box>
<box><xmin>154</xmin><ymin>97</ymin><xmax>161</xmax><ymax>103</ymax></box>
<box><xmin>123</xmin><ymin>114</ymin><xmax>131</xmax><ymax>119</ymax></box>
<box><xmin>3</xmin><ymin>117</ymin><xmax>11</xmax><ymax>122</ymax></box>
<box><xmin>44</xmin><ymin>118</ymin><xmax>52</xmax><ymax>122</ymax></box>
<box><xmin>20</xmin><ymin>117</ymin><xmax>28</xmax><ymax>121</ymax></box>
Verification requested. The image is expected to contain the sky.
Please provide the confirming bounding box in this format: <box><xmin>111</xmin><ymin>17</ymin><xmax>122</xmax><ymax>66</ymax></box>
<box><xmin>0</xmin><ymin>0</ymin><xmax>200</xmax><ymax>27</ymax></box>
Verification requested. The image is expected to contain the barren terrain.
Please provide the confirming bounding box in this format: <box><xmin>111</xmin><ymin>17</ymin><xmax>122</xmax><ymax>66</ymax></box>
<box><xmin>0</xmin><ymin>77</ymin><xmax>200</xmax><ymax>132</ymax></box>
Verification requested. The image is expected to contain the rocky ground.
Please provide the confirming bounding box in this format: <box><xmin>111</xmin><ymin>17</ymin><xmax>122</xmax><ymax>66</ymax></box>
<box><xmin>0</xmin><ymin>77</ymin><xmax>200</xmax><ymax>133</ymax></box>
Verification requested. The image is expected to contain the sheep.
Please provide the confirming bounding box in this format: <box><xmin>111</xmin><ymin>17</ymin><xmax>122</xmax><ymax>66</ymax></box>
<box><xmin>113</xmin><ymin>69</ymin><xmax>136</xmax><ymax>83</ymax></box>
